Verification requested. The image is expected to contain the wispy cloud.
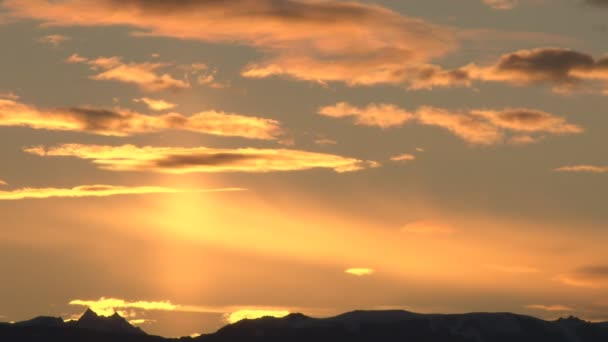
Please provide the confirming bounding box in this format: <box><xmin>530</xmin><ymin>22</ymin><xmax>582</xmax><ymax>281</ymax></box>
<box><xmin>38</xmin><ymin>34</ymin><xmax>70</xmax><ymax>47</ymax></box>
<box><xmin>25</xmin><ymin>144</ymin><xmax>380</xmax><ymax>174</ymax></box>
<box><xmin>345</xmin><ymin>268</ymin><xmax>375</xmax><ymax>276</ymax></box>
<box><xmin>556</xmin><ymin>266</ymin><xmax>608</xmax><ymax>288</ymax></box>
<box><xmin>554</xmin><ymin>165</ymin><xmax>608</xmax><ymax>173</ymax></box>
<box><xmin>526</xmin><ymin>304</ymin><xmax>573</xmax><ymax>312</ymax></box>
<box><xmin>67</xmin><ymin>54</ymin><xmax>189</xmax><ymax>91</ymax></box>
<box><xmin>0</xmin><ymin>99</ymin><xmax>282</xmax><ymax>140</ymax></box>
<box><xmin>482</xmin><ymin>0</ymin><xmax>519</xmax><ymax>10</ymax></box>
<box><xmin>0</xmin><ymin>184</ymin><xmax>243</xmax><ymax>201</ymax></box>
<box><xmin>319</xmin><ymin>102</ymin><xmax>414</xmax><ymax>128</ymax></box>
<box><xmin>133</xmin><ymin>97</ymin><xmax>176</xmax><ymax>111</ymax></box>
<box><xmin>0</xmin><ymin>91</ymin><xmax>19</xmax><ymax>100</ymax></box>
<box><xmin>322</xmin><ymin>102</ymin><xmax>581</xmax><ymax>145</ymax></box>
<box><xmin>390</xmin><ymin>154</ymin><xmax>416</xmax><ymax>162</ymax></box>
<box><xmin>3</xmin><ymin>0</ymin><xmax>456</xmax><ymax>87</ymax></box>
<box><xmin>416</xmin><ymin>107</ymin><xmax>504</xmax><ymax>145</ymax></box>
<box><xmin>0</xmin><ymin>180</ymin><xmax>6</xmax><ymax>186</ymax></box>
<box><xmin>486</xmin><ymin>264</ymin><xmax>540</xmax><ymax>274</ymax></box>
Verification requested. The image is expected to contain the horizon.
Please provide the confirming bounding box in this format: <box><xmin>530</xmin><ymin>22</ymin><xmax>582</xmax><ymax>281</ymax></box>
<box><xmin>1</xmin><ymin>0</ymin><xmax>607</xmax><ymax>338</ymax></box>
<box><xmin>2</xmin><ymin>306</ymin><xmax>600</xmax><ymax>338</ymax></box>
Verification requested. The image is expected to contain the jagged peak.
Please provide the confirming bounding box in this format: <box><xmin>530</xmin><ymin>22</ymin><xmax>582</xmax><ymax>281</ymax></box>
<box><xmin>79</xmin><ymin>308</ymin><xmax>100</xmax><ymax>321</ymax></box>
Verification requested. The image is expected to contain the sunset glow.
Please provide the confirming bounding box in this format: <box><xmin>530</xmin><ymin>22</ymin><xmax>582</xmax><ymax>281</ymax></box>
<box><xmin>0</xmin><ymin>0</ymin><xmax>607</xmax><ymax>338</ymax></box>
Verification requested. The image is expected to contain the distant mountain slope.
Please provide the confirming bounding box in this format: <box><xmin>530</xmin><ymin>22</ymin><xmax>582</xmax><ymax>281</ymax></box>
<box><xmin>2</xmin><ymin>309</ymin><xmax>608</xmax><ymax>342</ymax></box>
<box><xmin>196</xmin><ymin>310</ymin><xmax>608</xmax><ymax>342</ymax></box>
<box><xmin>0</xmin><ymin>308</ymin><xmax>154</xmax><ymax>342</ymax></box>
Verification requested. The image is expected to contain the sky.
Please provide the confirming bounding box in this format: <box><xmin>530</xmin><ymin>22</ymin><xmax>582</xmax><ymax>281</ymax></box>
<box><xmin>0</xmin><ymin>0</ymin><xmax>607</xmax><ymax>337</ymax></box>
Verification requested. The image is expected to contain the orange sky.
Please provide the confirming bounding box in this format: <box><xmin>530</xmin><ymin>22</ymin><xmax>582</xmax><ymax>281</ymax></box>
<box><xmin>0</xmin><ymin>0</ymin><xmax>607</xmax><ymax>337</ymax></box>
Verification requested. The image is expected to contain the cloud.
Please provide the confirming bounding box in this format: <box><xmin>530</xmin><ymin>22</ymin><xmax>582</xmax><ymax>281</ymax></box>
<box><xmin>133</xmin><ymin>97</ymin><xmax>176</xmax><ymax>111</ymax></box>
<box><xmin>225</xmin><ymin>310</ymin><xmax>290</xmax><ymax>324</ymax></box>
<box><xmin>65</xmin><ymin>53</ymin><xmax>87</xmax><ymax>64</ymax></box>
<box><xmin>390</xmin><ymin>154</ymin><xmax>416</xmax><ymax>162</ymax></box>
<box><xmin>406</xmin><ymin>64</ymin><xmax>473</xmax><ymax>90</ymax></box>
<box><xmin>0</xmin><ymin>91</ymin><xmax>19</xmax><ymax>100</ymax></box>
<box><xmin>466</xmin><ymin>48</ymin><xmax>608</xmax><ymax>93</ymax></box>
<box><xmin>2</xmin><ymin>0</ymin><xmax>456</xmax><ymax>87</ymax></box>
<box><xmin>70</xmin><ymin>297</ymin><xmax>294</xmax><ymax>326</ymax></box>
<box><xmin>314</xmin><ymin>138</ymin><xmax>338</xmax><ymax>146</ymax></box>
<box><xmin>38</xmin><ymin>34</ymin><xmax>70</xmax><ymax>46</ymax></box>
<box><xmin>526</xmin><ymin>304</ymin><xmax>573</xmax><ymax>312</ymax></box>
<box><xmin>486</xmin><ymin>264</ymin><xmax>540</xmax><ymax>274</ymax></box>
<box><xmin>585</xmin><ymin>0</ymin><xmax>608</xmax><ymax>7</ymax></box>
<box><xmin>554</xmin><ymin>165</ymin><xmax>608</xmax><ymax>173</ymax></box>
<box><xmin>556</xmin><ymin>266</ymin><xmax>608</xmax><ymax>288</ymax></box>
<box><xmin>0</xmin><ymin>184</ymin><xmax>243</xmax><ymax>201</ymax></box>
<box><xmin>416</xmin><ymin>107</ymin><xmax>505</xmax><ymax>145</ymax></box>
<box><xmin>323</xmin><ymin>102</ymin><xmax>582</xmax><ymax>145</ymax></box>
<box><xmin>0</xmin><ymin>180</ymin><xmax>6</xmax><ymax>186</ymax></box>
<box><xmin>70</xmin><ymin>298</ymin><xmax>179</xmax><ymax>317</ymax></box>
<box><xmin>471</xmin><ymin>109</ymin><xmax>583</xmax><ymax>134</ymax></box>
<box><xmin>25</xmin><ymin>144</ymin><xmax>380</xmax><ymax>174</ymax></box>
<box><xmin>345</xmin><ymin>268</ymin><xmax>375</xmax><ymax>276</ymax></box>
<box><xmin>318</xmin><ymin>102</ymin><xmax>414</xmax><ymax>128</ymax></box>
<box><xmin>0</xmin><ymin>99</ymin><xmax>282</xmax><ymax>140</ymax></box>
<box><xmin>402</xmin><ymin>221</ymin><xmax>456</xmax><ymax>234</ymax></box>
<box><xmin>68</xmin><ymin>54</ymin><xmax>190</xmax><ymax>91</ymax></box>
<box><xmin>482</xmin><ymin>0</ymin><xmax>519</xmax><ymax>10</ymax></box>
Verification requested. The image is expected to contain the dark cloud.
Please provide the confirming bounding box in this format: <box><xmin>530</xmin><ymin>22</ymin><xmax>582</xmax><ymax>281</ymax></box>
<box><xmin>491</xmin><ymin>48</ymin><xmax>597</xmax><ymax>85</ymax></box>
<box><xmin>585</xmin><ymin>0</ymin><xmax>608</xmax><ymax>7</ymax></box>
<box><xmin>576</xmin><ymin>265</ymin><xmax>608</xmax><ymax>278</ymax></box>
<box><xmin>155</xmin><ymin>153</ymin><xmax>261</xmax><ymax>168</ymax></box>
<box><xmin>67</xmin><ymin>107</ymin><xmax>132</xmax><ymax>132</ymax></box>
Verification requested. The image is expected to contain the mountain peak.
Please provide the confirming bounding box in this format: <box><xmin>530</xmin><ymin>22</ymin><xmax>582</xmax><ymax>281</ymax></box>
<box><xmin>74</xmin><ymin>309</ymin><xmax>145</xmax><ymax>335</ymax></box>
<box><xmin>78</xmin><ymin>308</ymin><xmax>99</xmax><ymax>321</ymax></box>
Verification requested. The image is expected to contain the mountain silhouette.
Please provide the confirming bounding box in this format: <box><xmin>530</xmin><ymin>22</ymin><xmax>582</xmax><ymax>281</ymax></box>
<box><xmin>2</xmin><ymin>309</ymin><xmax>608</xmax><ymax>341</ymax></box>
<box><xmin>71</xmin><ymin>308</ymin><xmax>145</xmax><ymax>335</ymax></box>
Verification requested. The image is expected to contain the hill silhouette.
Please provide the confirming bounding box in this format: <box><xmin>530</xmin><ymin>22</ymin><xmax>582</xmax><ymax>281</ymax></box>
<box><xmin>2</xmin><ymin>309</ymin><xmax>608</xmax><ymax>341</ymax></box>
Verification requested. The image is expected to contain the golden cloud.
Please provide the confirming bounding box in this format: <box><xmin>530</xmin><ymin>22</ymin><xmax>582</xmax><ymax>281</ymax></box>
<box><xmin>319</xmin><ymin>102</ymin><xmax>414</xmax><ymax>128</ymax></box>
<box><xmin>0</xmin><ymin>179</ymin><xmax>7</xmax><ymax>186</ymax></box>
<box><xmin>69</xmin><ymin>55</ymin><xmax>190</xmax><ymax>91</ymax></box>
<box><xmin>554</xmin><ymin>165</ymin><xmax>608</xmax><ymax>173</ymax></box>
<box><xmin>526</xmin><ymin>304</ymin><xmax>573</xmax><ymax>312</ymax></box>
<box><xmin>25</xmin><ymin>144</ymin><xmax>380</xmax><ymax>174</ymax></box>
<box><xmin>416</xmin><ymin>107</ymin><xmax>505</xmax><ymax>145</ymax></box>
<box><xmin>0</xmin><ymin>184</ymin><xmax>244</xmax><ymax>201</ymax></box>
<box><xmin>70</xmin><ymin>298</ymin><xmax>179</xmax><ymax>317</ymax></box>
<box><xmin>321</xmin><ymin>102</ymin><xmax>582</xmax><ymax>145</ymax></box>
<box><xmin>225</xmin><ymin>310</ymin><xmax>290</xmax><ymax>324</ymax></box>
<box><xmin>133</xmin><ymin>97</ymin><xmax>176</xmax><ymax>111</ymax></box>
<box><xmin>0</xmin><ymin>99</ymin><xmax>282</xmax><ymax>140</ymax></box>
<box><xmin>70</xmin><ymin>297</ymin><xmax>294</xmax><ymax>326</ymax></box>
<box><xmin>390</xmin><ymin>154</ymin><xmax>416</xmax><ymax>162</ymax></box>
<box><xmin>345</xmin><ymin>268</ymin><xmax>375</xmax><ymax>276</ymax></box>
<box><xmin>3</xmin><ymin>0</ymin><xmax>456</xmax><ymax>87</ymax></box>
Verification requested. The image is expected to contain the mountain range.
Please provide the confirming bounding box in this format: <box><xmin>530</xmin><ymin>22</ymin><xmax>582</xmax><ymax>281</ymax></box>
<box><xmin>2</xmin><ymin>309</ymin><xmax>608</xmax><ymax>341</ymax></box>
